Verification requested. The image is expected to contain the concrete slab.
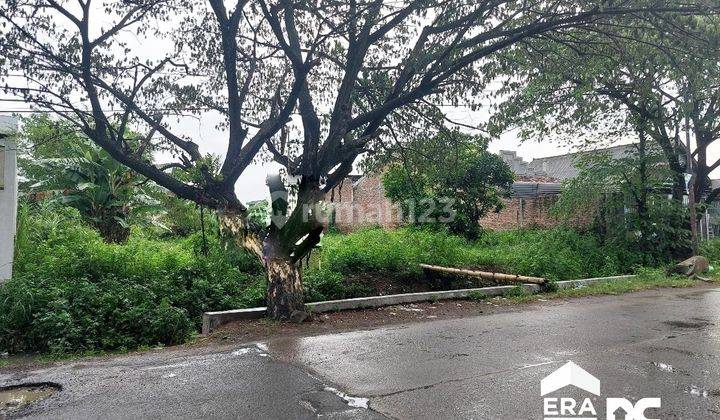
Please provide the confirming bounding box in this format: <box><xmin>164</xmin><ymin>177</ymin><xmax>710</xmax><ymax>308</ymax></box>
<box><xmin>202</xmin><ymin>307</ymin><xmax>267</xmax><ymax>335</ymax></box>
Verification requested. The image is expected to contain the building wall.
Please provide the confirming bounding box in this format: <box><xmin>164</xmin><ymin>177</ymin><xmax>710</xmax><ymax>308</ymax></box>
<box><xmin>479</xmin><ymin>196</ymin><xmax>560</xmax><ymax>230</ymax></box>
<box><xmin>325</xmin><ymin>176</ymin><xmax>402</xmax><ymax>232</ymax></box>
<box><xmin>0</xmin><ymin>134</ymin><xmax>18</xmax><ymax>282</ymax></box>
<box><xmin>324</xmin><ymin>175</ymin><xmax>562</xmax><ymax>233</ymax></box>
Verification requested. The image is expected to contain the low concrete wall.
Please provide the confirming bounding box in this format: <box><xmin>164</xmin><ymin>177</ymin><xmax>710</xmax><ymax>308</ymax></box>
<box><xmin>202</xmin><ymin>307</ymin><xmax>268</xmax><ymax>335</ymax></box>
<box><xmin>201</xmin><ymin>274</ymin><xmax>637</xmax><ymax>334</ymax></box>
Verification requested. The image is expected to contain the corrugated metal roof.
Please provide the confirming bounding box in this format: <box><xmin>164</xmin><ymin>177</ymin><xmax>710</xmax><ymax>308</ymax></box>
<box><xmin>502</xmin><ymin>144</ymin><xmax>644</xmax><ymax>181</ymax></box>
<box><xmin>527</xmin><ymin>144</ymin><xmax>637</xmax><ymax>180</ymax></box>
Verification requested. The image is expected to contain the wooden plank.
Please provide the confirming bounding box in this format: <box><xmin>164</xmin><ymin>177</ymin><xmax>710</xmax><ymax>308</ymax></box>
<box><xmin>419</xmin><ymin>263</ymin><xmax>546</xmax><ymax>284</ymax></box>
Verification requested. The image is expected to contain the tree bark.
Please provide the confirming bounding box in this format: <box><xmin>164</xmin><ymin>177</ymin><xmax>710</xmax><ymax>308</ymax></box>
<box><xmin>217</xmin><ymin>209</ymin><xmax>264</xmax><ymax>260</ymax></box>
<box><xmin>95</xmin><ymin>208</ymin><xmax>131</xmax><ymax>243</ymax></box>
<box><xmin>217</xmin><ymin>208</ymin><xmax>307</xmax><ymax>319</ymax></box>
<box><xmin>97</xmin><ymin>219</ymin><xmax>130</xmax><ymax>244</ymax></box>
<box><xmin>265</xmin><ymin>257</ymin><xmax>304</xmax><ymax>319</ymax></box>
<box><xmin>685</xmin><ymin>101</ymin><xmax>699</xmax><ymax>256</ymax></box>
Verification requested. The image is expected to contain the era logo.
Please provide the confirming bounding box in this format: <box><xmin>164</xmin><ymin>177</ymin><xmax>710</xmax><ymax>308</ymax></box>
<box><xmin>606</xmin><ymin>398</ymin><xmax>661</xmax><ymax>420</ymax></box>
<box><xmin>544</xmin><ymin>397</ymin><xmax>597</xmax><ymax>418</ymax></box>
<box><xmin>541</xmin><ymin>361</ymin><xmax>601</xmax><ymax>420</ymax></box>
<box><xmin>540</xmin><ymin>362</ymin><xmax>662</xmax><ymax>420</ymax></box>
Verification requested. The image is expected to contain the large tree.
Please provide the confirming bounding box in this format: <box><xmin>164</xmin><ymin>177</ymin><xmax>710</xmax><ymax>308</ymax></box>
<box><xmin>0</xmin><ymin>0</ymin><xmax>709</xmax><ymax>318</ymax></box>
<box><xmin>489</xmin><ymin>11</ymin><xmax>720</xmax><ymax>253</ymax></box>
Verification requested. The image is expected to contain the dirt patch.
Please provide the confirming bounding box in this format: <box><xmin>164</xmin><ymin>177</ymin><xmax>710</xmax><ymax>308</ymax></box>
<box><xmin>198</xmin><ymin>296</ymin><xmax>547</xmax><ymax>347</ymax></box>
<box><xmin>311</xmin><ymin>270</ymin><xmax>506</xmax><ymax>299</ymax></box>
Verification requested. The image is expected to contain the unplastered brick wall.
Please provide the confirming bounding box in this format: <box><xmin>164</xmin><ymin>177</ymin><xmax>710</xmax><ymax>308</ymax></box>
<box><xmin>477</xmin><ymin>196</ymin><xmax>561</xmax><ymax>230</ymax></box>
<box><xmin>324</xmin><ymin>175</ymin><xmax>563</xmax><ymax>232</ymax></box>
<box><xmin>325</xmin><ymin>176</ymin><xmax>401</xmax><ymax>232</ymax></box>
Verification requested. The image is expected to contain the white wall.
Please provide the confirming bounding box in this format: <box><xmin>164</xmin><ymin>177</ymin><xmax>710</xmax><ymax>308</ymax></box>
<box><xmin>0</xmin><ymin>116</ymin><xmax>18</xmax><ymax>282</ymax></box>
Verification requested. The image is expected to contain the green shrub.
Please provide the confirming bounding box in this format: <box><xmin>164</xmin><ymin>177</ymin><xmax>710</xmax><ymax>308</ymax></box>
<box><xmin>503</xmin><ymin>285</ymin><xmax>528</xmax><ymax>298</ymax></box>
<box><xmin>317</xmin><ymin>226</ymin><xmax>472</xmax><ymax>276</ymax></box>
<box><xmin>301</xmin><ymin>226</ymin><xmax>634</xmax><ymax>301</ymax></box>
<box><xmin>310</xmin><ymin>226</ymin><xmax>628</xmax><ymax>285</ymax></box>
<box><xmin>304</xmin><ymin>269</ymin><xmax>346</xmax><ymax>302</ymax></box>
<box><xmin>0</xmin><ymin>204</ymin><xmax>264</xmax><ymax>354</ymax></box>
<box><xmin>470</xmin><ymin>228</ymin><xmax>626</xmax><ymax>281</ymax></box>
<box><xmin>700</xmin><ymin>239</ymin><xmax>720</xmax><ymax>264</ymax></box>
<box><xmin>467</xmin><ymin>291</ymin><xmax>488</xmax><ymax>300</ymax></box>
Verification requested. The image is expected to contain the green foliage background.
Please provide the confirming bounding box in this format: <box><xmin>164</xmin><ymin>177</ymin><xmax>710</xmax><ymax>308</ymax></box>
<box><xmin>0</xmin><ymin>203</ymin><xmax>264</xmax><ymax>354</ymax></box>
<box><xmin>380</xmin><ymin>130</ymin><xmax>513</xmax><ymax>240</ymax></box>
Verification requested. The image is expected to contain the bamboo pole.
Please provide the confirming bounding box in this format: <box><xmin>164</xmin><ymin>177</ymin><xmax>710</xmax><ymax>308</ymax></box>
<box><xmin>419</xmin><ymin>263</ymin><xmax>546</xmax><ymax>285</ymax></box>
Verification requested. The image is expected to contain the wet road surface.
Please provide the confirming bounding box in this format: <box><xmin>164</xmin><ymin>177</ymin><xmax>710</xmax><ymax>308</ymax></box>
<box><xmin>2</xmin><ymin>285</ymin><xmax>720</xmax><ymax>419</ymax></box>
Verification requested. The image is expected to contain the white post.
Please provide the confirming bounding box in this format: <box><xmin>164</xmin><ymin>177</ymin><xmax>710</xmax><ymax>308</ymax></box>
<box><xmin>0</xmin><ymin>116</ymin><xmax>18</xmax><ymax>282</ymax></box>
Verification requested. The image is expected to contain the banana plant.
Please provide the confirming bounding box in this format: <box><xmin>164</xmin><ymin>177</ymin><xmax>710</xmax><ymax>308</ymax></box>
<box><xmin>29</xmin><ymin>141</ymin><xmax>159</xmax><ymax>243</ymax></box>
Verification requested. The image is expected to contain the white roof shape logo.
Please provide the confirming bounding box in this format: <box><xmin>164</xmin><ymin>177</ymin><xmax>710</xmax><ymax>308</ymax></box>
<box><xmin>541</xmin><ymin>361</ymin><xmax>600</xmax><ymax>396</ymax></box>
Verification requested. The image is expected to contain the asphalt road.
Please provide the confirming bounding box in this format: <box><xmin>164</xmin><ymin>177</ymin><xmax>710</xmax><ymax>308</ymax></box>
<box><xmin>3</xmin><ymin>285</ymin><xmax>720</xmax><ymax>419</ymax></box>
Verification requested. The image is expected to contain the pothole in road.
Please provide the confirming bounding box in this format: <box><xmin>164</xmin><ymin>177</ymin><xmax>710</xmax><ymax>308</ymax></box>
<box><xmin>0</xmin><ymin>382</ymin><xmax>60</xmax><ymax>411</ymax></box>
<box><xmin>664</xmin><ymin>320</ymin><xmax>712</xmax><ymax>329</ymax></box>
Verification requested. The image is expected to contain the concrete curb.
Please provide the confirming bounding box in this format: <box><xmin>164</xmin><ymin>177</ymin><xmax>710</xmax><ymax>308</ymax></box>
<box><xmin>201</xmin><ymin>274</ymin><xmax>637</xmax><ymax>334</ymax></box>
<box><xmin>202</xmin><ymin>307</ymin><xmax>267</xmax><ymax>336</ymax></box>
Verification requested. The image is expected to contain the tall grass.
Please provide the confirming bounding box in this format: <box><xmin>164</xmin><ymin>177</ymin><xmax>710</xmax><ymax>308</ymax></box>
<box><xmin>312</xmin><ymin>226</ymin><xmax>631</xmax><ymax>283</ymax></box>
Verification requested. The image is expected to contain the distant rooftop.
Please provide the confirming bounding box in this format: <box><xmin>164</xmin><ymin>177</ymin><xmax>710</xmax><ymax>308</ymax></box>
<box><xmin>500</xmin><ymin>144</ymin><xmax>637</xmax><ymax>181</ymax></box>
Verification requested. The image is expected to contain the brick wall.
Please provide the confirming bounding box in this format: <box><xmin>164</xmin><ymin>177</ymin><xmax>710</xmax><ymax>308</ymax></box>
<box><xmin>478</xmin><ymin>196</ymin><xmax>561</xmax><ymax>230</ymax></box>
<box><xmin>324</xmin><ymin>175</ymin><xmax>563</xmax><ymax>232</ymax></box>
<box><xmin>325</xmin><ymin>176</ymin><xmax>402</xmax><ymax>232</ymax></box>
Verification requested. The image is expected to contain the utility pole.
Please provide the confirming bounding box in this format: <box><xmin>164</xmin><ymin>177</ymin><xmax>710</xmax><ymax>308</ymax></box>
<box><xmin>685</xmin><ymin>87</ymin><xmax>699</xmax><ymax>256</ymax></box>
<box><xmin>0</xmin><ymin>116</ymin><xmax>18</xmax><ymax>282</ymax></box>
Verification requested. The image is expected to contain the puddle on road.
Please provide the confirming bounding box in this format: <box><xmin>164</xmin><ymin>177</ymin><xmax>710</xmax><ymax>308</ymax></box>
<box><xmin>0</xmin><ymin>383</ymin><xmax>60</xmax><ymax>411</ymax></box>
<box><xmin>231</xmin><ymin>343</ymin><xmax>269</xmax><ymax>357</ymax></box>
<box><xmin>676</xmin><ymin>291</ymin><xmax>711</xmax><ymax>300</ymax></box>
<box><xmin>652</xmin><ymin>362</ymin><xmax>674</xmax><ymax>372</ymax></box>
<box><xmin>323</xmin><ymin>386</ymin><xmax>370</xmax><ymax>408</ymax></box>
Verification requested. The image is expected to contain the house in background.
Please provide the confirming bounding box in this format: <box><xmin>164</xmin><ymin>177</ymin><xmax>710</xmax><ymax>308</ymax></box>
<box><xmin>325</xmin><ymin>145</ymin><xmax>637</xmax><ymax>232</ymax></box>
<box><xmin>0</xmin><ymin>116</ymin><xmax>18</xmax><ymax>282</ymax></box>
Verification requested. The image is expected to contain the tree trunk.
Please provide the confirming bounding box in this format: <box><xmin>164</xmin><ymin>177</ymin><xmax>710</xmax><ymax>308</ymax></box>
<box><xmin>96</xmin><ymin>216</ymin><xmax>130</xmax><ymax>244</ymax></box>
<box><xmin>217</xmin><ymin>209</ymin><xmax>264</xmax><ymax>260</ymax></box>
<box><xmin>685</xmin><ymin>108</ymin><xmax>699</xmax><ymax>256</ymax></box>
<box><xmin>217</xmin><ymin>209</ymin><xmax>307</xmax><ymax>319</ymax></box>
<box><xmin>636</xmin><ymin>127</ymin><xmax>650</xmax><ymax>259</ymax></box>
<box><xmin>265</xmin><ymin>257</ymin><xmax>304</xmax><ymax>319</ymax></box>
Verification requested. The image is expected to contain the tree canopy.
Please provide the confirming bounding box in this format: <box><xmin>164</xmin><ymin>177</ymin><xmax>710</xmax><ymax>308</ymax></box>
<box><xmin>489</xmin><ymin>11</ymin><xmax>720</xmax><ymax>201</ymax></box>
